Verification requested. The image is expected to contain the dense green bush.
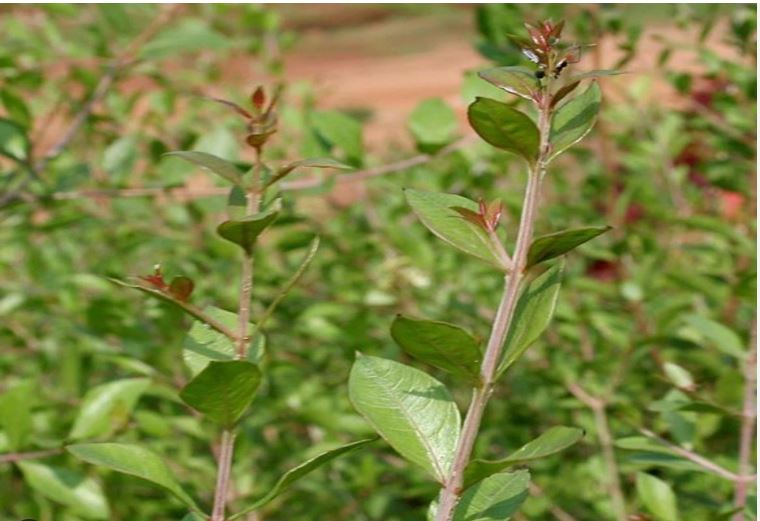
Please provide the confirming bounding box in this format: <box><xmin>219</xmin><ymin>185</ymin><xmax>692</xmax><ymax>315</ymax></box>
<box><xmin>0</xmin><ymin>4</ymin><xmax>755</xmax><ymax>521</ymax></box>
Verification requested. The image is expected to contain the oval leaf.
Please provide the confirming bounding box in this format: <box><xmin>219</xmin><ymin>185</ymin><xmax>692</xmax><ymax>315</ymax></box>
<box><xmin>464</xmin><ymin>426</ymin><xmax>584</xmax><ymax>488</ymax></box>
<box><xmin>527</xmin><ymin>226</ymin><xmax>611</xmax><ymax>268</ymax></box>
<box><xmin>179</xmin><ymin>360</ymin><xmax>262</xmax><ymax>428</ymax></box>
<box><xmin>408</xmin><ymin>98</ymin><xmax>458</xmax><ymax>149</ymax></box>
<box><xmin>164</xmin><ymin>151</ymin><xmax>243</xmax><ymax>185</ymax></box>
<box><xmin>467</xmin><ymin>97</ymin><xmax>539</xmax><ymax>163</ymax></box>
<box><xmin>348</xmin><ymin>354</ymin><xmax>461</xmax><ymax>483</ymax></box>
<box><xmin>230</xmin><ymin>438</ymin><xmax>377</xmax><ymax>519</ymax></box>
<box><xmin>18</xmin><ymin>461</ymin><xmax>110</xmax><ymax>519</ymax></box>
<box><xmin>453</xmin><ymin>470</ymin><xmax>530</xmax><ymax>521</ymax></box>
<box><xmin>498</xmin><ymin>261</ymin><xmax>563</xmax><ymax>377</ymax></box>
<box><xmin>636</xmin><ymin>472</ymin><xmax>680</xmax><ymax>521</ymax></box>
<box><xmin>549</xmin><ymin>81</ymin><xmax>601</xmax><ymax>160</ymax></box>
<box><xmin>391</xmin><ymin>315</ymin><xmax>482</xmax><ymax>385</ymax></box>
<box><xmin>183</xmin><ymin>306</ymin><xmax>263</xmax><ymax>376</ymax></box>
<box><xmin>217</xmin><ymin>203</ymin><xmax>280</xmax><ymax>254</ymax></box>
<box><xmin>66</xmin><ymin>443</ymin><xmax>201</xmax><ymax>512</ymax></box>
<box><xmin>478</xmin><ymin>66</ymin><xmax>537</xmax><ymax>101</ymax></box>
<box><xmin>405</xmin><ymin>189</ymin><xmax>506</xmax><ymax>269</ymax></box>
<box><xmin>69</xmin><ymin>378</ymin><xmax>150</xmax><ymax>441</ymax></box>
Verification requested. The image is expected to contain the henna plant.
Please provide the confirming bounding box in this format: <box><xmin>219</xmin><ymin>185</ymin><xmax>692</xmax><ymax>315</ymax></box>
<box><xmin>348</xmin><ymin>20</ymin><xmax>615</xmax><ymax>521</ymax></box>
<box><xmin>65</xmin><ymin>86</ymin><xmax>372</xmax><ymax>521</ymax></box>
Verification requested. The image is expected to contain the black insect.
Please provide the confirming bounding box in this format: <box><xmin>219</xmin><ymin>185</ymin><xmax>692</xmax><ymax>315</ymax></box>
<box><xmin>535</xmin><ymin>69</ymin><xmax>546</xmax><ymax>79</ymax></box>
<box><xmin>553</xmin><ymin>59</ymin><xmax>569</xmax><ymax>78</ymax></box>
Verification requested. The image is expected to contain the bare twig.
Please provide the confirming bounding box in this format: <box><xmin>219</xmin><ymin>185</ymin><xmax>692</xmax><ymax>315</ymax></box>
<box><xmin>638</xmin><ymin>428</ymin><xmax>754</xmax><ymax>484</ymax></box>
<box><xmin>45</xmin><ymin>135</ymin><xmax>476</xmax><ymax>203</ymax></box>
<box><xmin>732</xmin><ymin>318</ymin><xmax>757</xmax><ymax>521</ymax></box>
<box><xmin>0</xmin><ymin>448</ymin><xmax>63</xmax><ymax>464</ymax></box>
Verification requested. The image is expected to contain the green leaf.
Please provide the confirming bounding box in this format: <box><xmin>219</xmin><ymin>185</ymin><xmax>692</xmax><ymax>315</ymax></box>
<box><xmin>636</xmin><ymin>472</ymin><xmax>680</xmax><ymax>521</ymax></box>
<box><xmin>0</xmin><ymin>88</ymin><xmax>32</xmax><ymax>127</ymax></box>
<box><xmin>408</xmin><ymin>98</ymin><xmax>458</xmax><ymax>149</ymax></box>
<box><xmin>179</xmin><ymin>361</ymin><xmax>261</xmax><ymax>427</ymax></box>
<box><xmin>549</xmin><ymin>81</ymin><xmax>601</xmax><ymax>160</ymax></box>
<box><xmin>0</xmin><ymin>380</ymin><xmax>34</xmax><ymax>450</ymax></box>
<box><xmin>67</xmin><ymin>443</ymin><xmax>201</xmax><ymax>512</ymax></box>
<box><xmin>140</xmin><ymin>19</ymin><xmax>230</xmax><ymax>59</ymax></box>
<box><xmin>165</xmin><ymin>151</ymin><xmax>243</xmax><ymax>185</ymax></box>
<box><xmin>464</xmin><ymin>426</ymin><xmax>583</xmax><ymax>488</ymax></box>
<box><xmin>467</xmin><ymin>97</ymin><xmax>539</xmax><ymax>162</ymax></box>
<box><xmin>17</xmin><ymin>461</ymin><xmax>110</xmax><ymax>519</ymax></box>
<box><xmin>183</xmin><ymin>306</ymin><xmax>263</xmax><ymax>376</ymax></box>
<box><xmin>348</xmin><ymin>354</ymin><xmax>461</xmax><ymax>483</ymax></box>
<box><xmin>681</xmin><ymin>314</ymin><xmax>745</xmax><ymax>358</ymax></box>
<box><xmin>103</xmin><ymin>135</ymin><xmax>138</xmax><ymax>182</ymax></box>
<box><xmin>478</xmin><ymin>66</ymin><xmax>537</xmax><ymax>101</ymax></box>
<box><xmin>0</xmin><ymin>117</ymin><xmax>29</xmax><ymax>161</ymax></box>
<box><xmin>527</xmin><ymin>226</ymin><xmax>611</xmax><ymax>268</ymax></box>
<box><xmin>230</xmin><ymin>438</ymin><xmax>377</xmax><ymax>519</ymax></box>
<box><xmin>390</xmin><ymin>315</ymin><xmax>482</xmax><ymax>385</ymax></box>
<box><xmin>268</xmin><ymin>158</ymin><xmax>351</xmax><ymax>186</ymax></box>
<box><xmin>217</xmin><ymin>202</ymin><xmax>280</xmax><ymax>254</ymax></box>
<box><xmin>69</xmin><ymin>378</ymin><xmax>150</xmax><ymax>441</ymax></box>
<box><xmin>498</xmin><ymin>262</ymin><xmax>563</xmax><ymax>377</ymax></box>
<box><xmin>405</xmin><ymin>189</ymin><xmax>506</xmax><ymax>269</ymax></box>
<box><xmin>453</xmin><ymin>470</ymin><xmax>530</xmax><ymax>521</ymax></box>
<box><xmin>311</xmin><ymin>110</ymin><xmax>363</xmax><ymax>163</ymax></box>
<box><xmin>569</xmin><ymin>69</ymin><xmax>621</xmax><ymax>82</ymax></box>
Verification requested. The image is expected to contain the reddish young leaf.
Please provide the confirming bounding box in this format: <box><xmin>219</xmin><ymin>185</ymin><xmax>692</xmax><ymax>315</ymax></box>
<box><xmin>169</xmin><ymin>276</ymin><xmax>195</xmax><ymax>302</ymax></box>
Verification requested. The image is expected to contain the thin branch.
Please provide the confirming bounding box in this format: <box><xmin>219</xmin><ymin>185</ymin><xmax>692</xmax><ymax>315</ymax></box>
<box><xmin>0</xmin><ymin>448</ymin><xmax>63</xmax><ymax>464</ymax></box>
<box><xmin>44</xmin><ymin>135</ymin><xmax>476</xmax><ymax>203</ymax></box>
<box><xmin>732</xmin><ymin>318</ymin><xmax>757</xmax><ymax>520</ymax></box>
<box><xmin>638</xmin><ymin>428</ymin><xmax>753</xmax><ymax>484</ymax></box>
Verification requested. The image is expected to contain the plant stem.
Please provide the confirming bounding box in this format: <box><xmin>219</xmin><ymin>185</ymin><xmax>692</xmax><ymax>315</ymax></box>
<box><xmin>434</xmin><ymin>98</ymin><xmax>551</xmax><ymax>521</ymax></box>
<box><xmin>593</xmin><ymin>405</ymin><xmax>627</xmax><ymax>521</ymax></box>
<box><xmin>732</xmin><ymin>318</ymin><xmax>757</xmax><ymax>521</ymax></box>
<box><xmin>211</xmin><ymin>149</ymin><xmax>265</xmax><ymax>521</ymax></box>
<box><xmin>211</xmin><ymin>429</ymin><xmax>237</xmax><ymax>521</ymax></box>
<box><xmin>0</xmin><ymin>448</ymin><xmax>63</xmax><ymax>464</ymax></box>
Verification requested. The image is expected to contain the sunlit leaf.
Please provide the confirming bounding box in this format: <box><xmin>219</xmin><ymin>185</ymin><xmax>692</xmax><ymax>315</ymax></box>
<box><xmin>636</xmin><ymin>472</ymin><xmax>680</xmax><ymax>521</ymax></box>
<box><xmin>453</xmin><ymin>470</ymin><xmax>530</xmax><ymax>521</ymax></box>
<box><xmin>549</xmin><ymin>81</ymin><xmax>601</xmax><ymax>160</ymax></box>
<box><xmin>408</xmin><ymin>98</ymin><xmax>458</xmax><ymax>150</ymax></box>
<box><xmin>478</xmin><ymin>66</ymin><xmax>536</xmax><ymax>101</ymax></box>
<box><xmin>69</xmin><ymin>378</ymin><xmax>150</xmax><ymax>441</ymax></box>
<box><xmin>348</xmin><ymin>354</ymin><xmax>460</xmax><ymax>483</ymax></box>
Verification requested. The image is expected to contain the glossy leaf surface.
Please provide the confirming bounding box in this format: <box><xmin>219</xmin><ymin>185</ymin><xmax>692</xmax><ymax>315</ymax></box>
<box><xmin>348</xmin><ymin>354</ymin><xmax>460</xmax><ymax>483</ymax></box>
<box><xmin>478</xmin><ymin>66</ymin><xmax>536</xmax><ymax>101</ymax></box>
<box><xmin>468</xmin><ymin>97</ymin><xmax>540</xmax><ymax>162</ymax></box>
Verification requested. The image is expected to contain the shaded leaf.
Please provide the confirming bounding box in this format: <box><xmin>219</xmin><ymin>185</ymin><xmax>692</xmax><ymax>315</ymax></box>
<box><xmin>179</xmin><ymin>361</ymin><xmax>262</xmax><ymax>427</ymax></box>
<box><xmin>408</xmin><ymin>98</ymin><xmax>458</xmax><ymax>149</ymax></box>
<box><xmin>636</xmin><ymin>472</ymin><xmax>680</xmax><ymax>521</ymax></box>
<box><xmin>217</xmin><ymin>202</ymin><xmax>281</xmax><ymax>254</ymax></box>
<box><xmin>549</xmin><ymin>81</ymin><xmax>601</xmax><ymax>160</ymax></box>
<box><xmin>69</xmin><ymin>378</ymin><xmax>150</xmax><ymax>441</ymax></box>
<box><xmin>405</xmin><ymin>189</ymin><xmax>506</xmax><ymax>269</ymax></box>
<box><xmin>18</xmin><ymin>461</ymin><xmax>110</xmax><ymax>519</ymax></box>
<box><xmin>498</xmin><ymin>261</ymin><xmax>563</xmax><ymax>377</ymax></box>
<box><xmin>183</xmin><ymin>306</ymin><xmax>263</xmax><ymax>376</ymax></box>
<box><xmin>268</xmin><ymin>158</ymin><xmax>350</xmax><ymax>187</ymax></box>
<box><xmin>468</xmin><ymin>97</ymin><xmax>539</xmax><ymax>162</ymax></box>
<box><xmin>478</xmin><ymin>66</ymin><xmax>537</xmax><ymax>101</ymax></box>
<box><xmin>230</xmin><ymin>438</ymin><xmax>377</xmax><ymax>519</ymax></box>
<box><xmin>67</xmin><ymin>443</ymin><xmax>201</xmax><ymax>512</ymax></box>
<box><xmin>165</xmin><ymin>151</ymin><xmax>243</xmax><ymax>185</ymax></box>
<box><xmin>390</xmin><ymin>315</ymin><xmax>482</xmax><ymax>385</ymax></box>
<box><xmin>453</xmin><ymin>470</ymin><xmax>530</xmax><ymax>521</ymax></box>
<box><xmin>464</xmin><ymin>426</ymin><xmax>583</xmax><ymax>488</ymax></box>
<box><xmin>527</xmin><ymin>226</ymin><xmax>611</xmax><ymax>268</ymax></box>
<box><xmin>0</xmin><ymin>380</ymin><xmax>34</xmax><ymax>450</ymax></box>
<box><xmin>681</xmin><ymin>314</ymin><xmax>745</xmax><ymax>358</ymax></box>
<box><xmin>348</xmin><ymin>354</ymin><xmax>460</xmax><ymax>483</ymax></box>
<box><xmin>0</xmin><ymin>117</ymin><xmax>30</xmax><ymax>161</ymax></box>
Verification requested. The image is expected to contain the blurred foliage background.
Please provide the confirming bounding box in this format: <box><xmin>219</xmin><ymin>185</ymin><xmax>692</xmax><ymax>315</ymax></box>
<box><xmin>0</xmin><ymin>4</ymin><xmax>756</xmax><ymax>521</ymax></box>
